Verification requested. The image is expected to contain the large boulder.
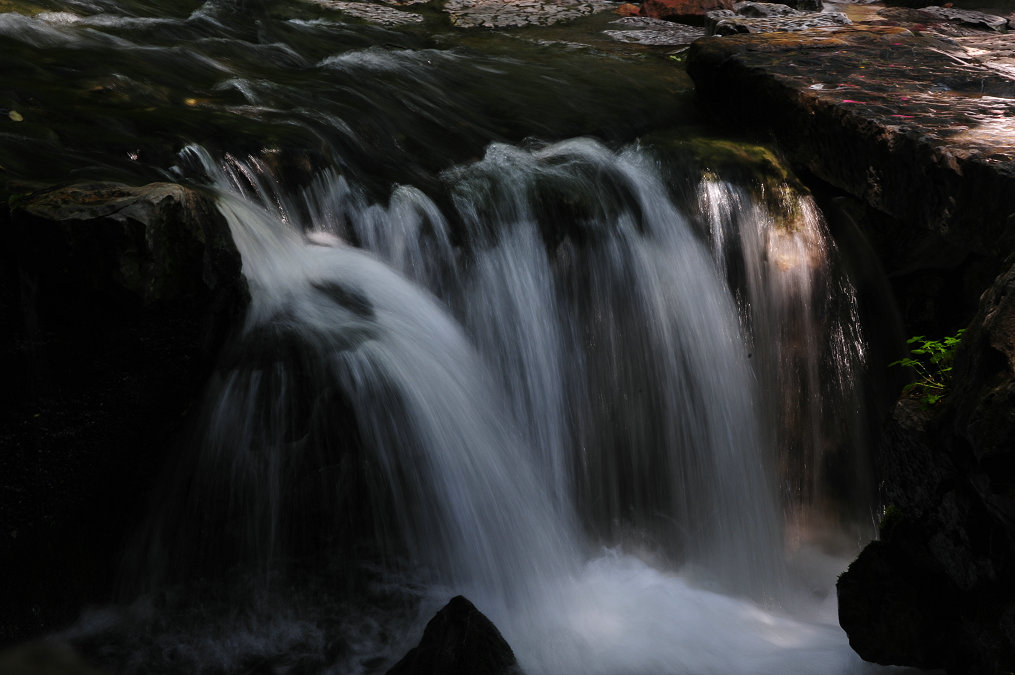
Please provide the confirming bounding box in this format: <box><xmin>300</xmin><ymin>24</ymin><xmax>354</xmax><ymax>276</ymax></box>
<box><xmin>837</xmin><ymin>258</ymin><xmax>1015</xmax><ymax>674</ymax></box>
<box><xmin>687</xmin><ymin>25</ymin><xmax>1015</xmax><ymax>329</ymax></box>
<box><xmin>0</xmin><ymin>182</ymin><xmax>247</xmax><ymax>644</ymax></box>
<box><xmin>387</xmin><ymin>596</ymin><xmax>521</xmax><ymax>675</ymax></box>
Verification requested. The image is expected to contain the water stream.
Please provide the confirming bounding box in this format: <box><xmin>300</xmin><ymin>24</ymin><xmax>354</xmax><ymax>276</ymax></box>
<box><xmin>4</xmin><ymin>1</ymin><xmax>907</xmax><ymax>672</ymax></box>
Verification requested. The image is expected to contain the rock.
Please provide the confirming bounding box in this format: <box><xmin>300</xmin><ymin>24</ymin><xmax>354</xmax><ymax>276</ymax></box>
<box><xmin>387</xmin><ymin>596</ymin><xmax>520</xmax><ymax>675</ymax></box>
<box><xmin>604</xmin><ymin>16</ymin><xmax>706</xmax><ymax>44</ymax></box>
<box><xmin>1</xmin><ymin>182</ymin><xmax>248</xmax><ymax>644</ymax></box>
<box><xmin>733</xmin><ymin>1</ymin><xmax>805</xmax><ymax>17</ymax></box>
<box><xmin>838</xmin><ymin>258</ymin><xmax>1015</xmax><ymax>674</ymax></box>
<box><xmin>443</xmin><ymin>0</ymin><xmax>618</xmax><ymax>28</ymax></box>
<box><xmin>686</xmin><ymin>26</ymin><xmax>1015</xmax><ymax>324</ymax></box>
<box><xmin>0</xmin><ymin>641</ymin><xmax>110</xmax><ymax>675</ymax></box>
<box><xmin>920</xmin><ymin>6</ymin><xmax>1009</xmax><ymax>33</ymax></box>
<box><xmin>302</xmin><ymin>0</ymin><xmax>425</xmax><ymax>25</ymax></box>
<box><xmin>614</xmin><ymin>2</ymin><xmax>641</xmax><ymax>15</ymax></box>
<box><xmin>705</xmin><ymin>5</ymin><xmax>849</xmax><ymax>34</ymax></box>
<box><xmin>640</xmin><ymin>0</ymin><xmax>732</xmax><ymax>24</ymax></box>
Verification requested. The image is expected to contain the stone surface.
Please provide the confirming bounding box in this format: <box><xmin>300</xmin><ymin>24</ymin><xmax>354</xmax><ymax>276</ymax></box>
<box><xmin>387</xmin><ymin>596</ymin><xmax>520</xmax><ymax>675</ymax></box>
<box><xmin>444</xmin><ymin>0</ymin><xmax>618</xmax><ymax>28</ymax></box>
<box><xmin>705</xmin><ymin>5</ymin><xmax>850</xmax><ymax>34</ymax></box>
<box><xmin>303</xmin><ymin>0</ymin><xmax>425</xmax><ymax>25</ymax></box>
<box><xmin>0</xmin><ymin>182</ymin><xmax>248</xmax><ymax>644</ymax></box>
<box><xmin>920</xmin><ymin>5</ymin><xmax>1009</xmax><ymax>32</ymax></box>
<box><xmin>604</xmin><ymin>15</ymin><xmax>706</xmax><ymax>44</ymax></box>
<box><xmin>687</xmin><ymin>26</ymin><xmax>1015</xmax><ymax>322</ymax></box>
<box><xmin>640</xmin><ymin>0</ymin><xmax>732</xmax><ymax>22</ymax></box>
<box><xmin>838</xmin><ymin>258</ymin><xmax>1015</xmax><ymax>674</ymax></box>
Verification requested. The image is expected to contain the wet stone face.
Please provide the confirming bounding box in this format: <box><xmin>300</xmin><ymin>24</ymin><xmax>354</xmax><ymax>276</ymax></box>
<box><xmin>443</xmin><ymin>0</ymin><xmax>620</xmax><ymax>28</ymax></box>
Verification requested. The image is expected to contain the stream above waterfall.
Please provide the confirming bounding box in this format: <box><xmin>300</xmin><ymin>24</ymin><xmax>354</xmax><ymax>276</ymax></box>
<box><xmin>2</xmin><ymin>1</ymin><xmax>929</xmax><ymax>673</ymax></box>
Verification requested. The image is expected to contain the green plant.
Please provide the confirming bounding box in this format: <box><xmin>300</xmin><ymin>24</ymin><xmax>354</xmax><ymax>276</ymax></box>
<box><xmin>889</xmin><ymin>329</ymin><xmax>965</xmax><ymax>407</ymax></box>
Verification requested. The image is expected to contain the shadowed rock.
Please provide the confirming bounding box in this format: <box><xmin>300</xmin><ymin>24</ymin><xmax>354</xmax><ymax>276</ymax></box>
<box><xmin>388</xmin><ymin>596</ymin><xmax>521</xmax><ymax>675</ymax></box>
<box><xmin>1</xmin><ymin>181</ymin><xmax>248</xmax><ymax>644</ymax></box>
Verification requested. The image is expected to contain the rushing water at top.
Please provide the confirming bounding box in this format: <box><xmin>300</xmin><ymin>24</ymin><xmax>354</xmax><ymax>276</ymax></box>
<box><xmin>3</xmin><ymin>1</ymin><xmax>908</xmax><ymax>673</ymax></box>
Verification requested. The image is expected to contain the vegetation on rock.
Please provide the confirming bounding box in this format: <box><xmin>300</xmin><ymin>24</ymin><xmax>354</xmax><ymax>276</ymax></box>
<box><xmin>890</xmin><ymin>329</ymin><xmax>965</xmax><ymax>407</ymax></box>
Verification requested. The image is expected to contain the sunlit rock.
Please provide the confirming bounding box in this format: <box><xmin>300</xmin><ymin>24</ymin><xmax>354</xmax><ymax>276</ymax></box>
<box><xmin>705</xmin><ymin>4</ymin><xmax>850</xmax><ymax>35</ymax></box>
<box><xmin>687</xmin><ymin>25</ymin><xmax>1015</xmax><ymax>319</ymax></box>
<box><xmin>604</xmin><ymin>16</ymin><xmax>705</xmax><ymax>44</ymax></box>
<box><xmin>444</xmin><ymin>0</ymin><xmax>619</xmax><ymax>28</ymax></box>
<box><xmin>303</xmin><ymin>0</ymin><xmax>425</xmax><ymax>25</ymax></box>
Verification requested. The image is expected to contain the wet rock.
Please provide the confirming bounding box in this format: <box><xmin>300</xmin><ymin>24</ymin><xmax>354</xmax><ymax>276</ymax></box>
<box><xmin>639</xmin><ymin>0</ymin><xmax>732</xmax><ymax>24</ymax></box>
<box><xmin>875</xmin><ymin>6</ymin><xmax>1009</xmax><ymax>37</ymax></box>
<box><xmin>919</xmin><ymin>6</ymin><xmax>1009</xmax><ymax>33</ymax></box>
<box><xmin>304</xmin><ymin>0</ymin><xmax>425</xmax><ymax>25</ymax></box>
<box><xmin>687</xmin><ymin>26</ymin><xmax>1015</xmax><ymax>321</ymax></box>
<box><xmin>444</xmin><ymin>0</ymin><xmax>618</xmax><ymax>28</ymax></box>
<box><xmin>604</xmin><ymin>16</ymin><xmax>705</xmax><ymax>44</ymax></box>
<box><xmin>687</xmin><ymin>25</ymin><xmax>1015</xmax><ymax>671</ymax></box>
<box><xmin>705</xmin><ymin>4</ymin><xmax>849</xmax><ymax>34</ymax></box>
<box><xmin>1</xmin><ymin>182</ymin><xmax>248</xmax><ymax>643</ymax></box>
<box><xmin>614</xmin><ymin>2</ymin><xmax>641</xmax><ymax>15</ymax></box>
<box><xmin>387</xmin><ymin>596</ymin><xmax>520</xmax><ymax>675</ymax></box>
<box><xmin>838</xmin><ymin>258</ymin><xmax>1015</xmax><ymax>674</ymax></box>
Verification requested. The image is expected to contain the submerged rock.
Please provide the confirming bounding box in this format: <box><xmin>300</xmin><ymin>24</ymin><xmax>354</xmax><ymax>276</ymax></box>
<box><xmin>387</xmin><ymin>596</ymin><xmax>520</xmax><ymax>675</ymax></box>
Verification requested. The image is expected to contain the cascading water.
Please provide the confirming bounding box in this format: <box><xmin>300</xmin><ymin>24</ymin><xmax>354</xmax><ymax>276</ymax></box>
<box><xmin>81</xmin><ymin>137</ymin><xmax>892</xmax><ymax>674</ymax></box>
<box><xmin>698</xmin><ymin>177</ymin><xmax>875</xmax><ymax>544</ymax></box>
<box><xmin>3</xmin><ymin>2</ymin><xmax>909</xmax><ymax>673</ymax></box>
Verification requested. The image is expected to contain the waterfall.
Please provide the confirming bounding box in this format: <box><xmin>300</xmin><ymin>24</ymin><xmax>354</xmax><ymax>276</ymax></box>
<box><xmin>698</xmin><ymin>177</ymin><xmax>874</xmax><ymax>545</ymax></box>
<box><xmin>85</xmin><ymin>138</ymin><xmax>888</xmax><ymax>674</ymax></box>
<box><xmin>5</xmin><ymin>4</ymin><xmax>897</xmax><ymax>673</ymax></box>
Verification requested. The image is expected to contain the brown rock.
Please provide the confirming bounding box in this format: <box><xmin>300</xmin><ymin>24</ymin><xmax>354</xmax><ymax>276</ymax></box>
<box><xmin>640</xmin><ymin>0</ymin><xmax>732</xmax><ymax>23</ymax></box>
<box><xmin>615</xmin><ymin>2</ymin><xmax>641</xmax><ymax>15</ymax></box>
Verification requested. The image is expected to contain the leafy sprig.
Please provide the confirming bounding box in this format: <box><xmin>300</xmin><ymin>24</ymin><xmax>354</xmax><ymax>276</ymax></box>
<box><xmin>889</xmin><ymin>329</ymin><xmax>965</xmax><ymax>407</ymax></box>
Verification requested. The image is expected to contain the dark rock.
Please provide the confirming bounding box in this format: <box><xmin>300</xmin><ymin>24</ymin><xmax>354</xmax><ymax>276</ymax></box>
<box><xmin>0</xmin><ymin>641</ymin><xmax>110</xmax><ymax>675</ymax></box>
<box><xmin>837</xmin><ymin>258</ymin><xmax>1015</xmax><ymax>674</ymax></box>
<box><xmin>0</xmin><ymin>182</ymin><xmax>248</xmax><ymax>644</ymax></box>
<box><xmin>387</xmin><ymin>596</ymin><xmax>521</xmax><ymax>675</ymax></box>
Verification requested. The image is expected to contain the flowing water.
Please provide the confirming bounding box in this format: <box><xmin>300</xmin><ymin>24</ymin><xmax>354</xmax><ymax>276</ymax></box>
<box><xmin>3</xmin><ymin>1</ymin><xmax>909</xmax><ymax>672</ymax></box>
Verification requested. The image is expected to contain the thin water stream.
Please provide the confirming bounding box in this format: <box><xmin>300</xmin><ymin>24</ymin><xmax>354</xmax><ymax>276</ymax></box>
<box><xmin>3</xmin><ymin>1</ymin><xmax>913</xmax><ymax>673</ymax></box>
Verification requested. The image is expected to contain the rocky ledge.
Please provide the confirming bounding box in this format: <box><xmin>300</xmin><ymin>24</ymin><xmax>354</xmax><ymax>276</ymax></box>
<box><xmin>688</xmin><ymin>25</ymin><xmax>1015</xmax><ymax>296</ymax></box>
<box><xmin>687</xmin><ymin>17</ymin><xmax>1015</xmax><ymax>675</ymax></box>
<box><xmin>0</xmin><ymin>182</ymin><xmax>248</xmax><ymax>644</ymax></box>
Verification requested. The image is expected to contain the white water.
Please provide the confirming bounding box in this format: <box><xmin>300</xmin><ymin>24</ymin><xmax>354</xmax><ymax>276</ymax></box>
<box><xmin>112</xmin><ymin>139</ymin><xmax>898</xmax><ymax>674</ymax></box>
